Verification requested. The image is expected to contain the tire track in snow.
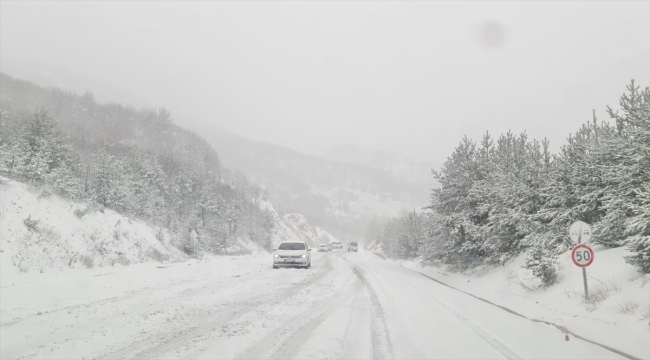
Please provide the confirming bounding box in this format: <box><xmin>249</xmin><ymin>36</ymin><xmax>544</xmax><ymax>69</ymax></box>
<box><xmin>230</xmin><ymin>255</ymin><xmax>357</xmax><ymax>360</ymax></box>
<box><xmin>2</xmin><ymin>276</ymin><xmax>223</xmax><ymax>359</ymax></box>
<box><xmin>259</xmin><ymin>281</ymin><xmax>362</xmax><ymax>360</ymax></box>
<box><xmin>370</xmin><ymin>261</ymin><xmax>520</xmax><ymax>360</ymax></box>
<box><xmin>349</xmin><ymin>265</ymin><xmax>395</xmax><ymax>360</ymax></box>
<box><xmin>339</xmin><ymin>284</ymin><xmax>373</xmax><ymax>360</ymax></box>
<box><xmin>336</xmin><ymin>252</ymin><xmax>395</xmax><ymax>360</ymax></box>
<box><xmin>100</xmin><ymin>255</ymin><xmax>335</xmax><ymax>360</ymax></box>
<box><xmin>0</xmin><ymin>295</ymin><xmax>121</xmax><ymax>328</ymax></box>
<box><xmin>1</xmin><ymin>275</ymin><xmax>203</xmax><ymax>329</ymax></box>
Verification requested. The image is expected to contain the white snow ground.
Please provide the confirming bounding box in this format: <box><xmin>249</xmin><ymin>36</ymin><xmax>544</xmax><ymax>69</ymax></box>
<box><xmin>1</xmin><ymin>249</ymin><xmax>634</xmax><ymax>360</ymax></box>
<box><xmin>388</xmin><ymin>247</ymin><xmax>650</xmax><ymax>360</ymax></box>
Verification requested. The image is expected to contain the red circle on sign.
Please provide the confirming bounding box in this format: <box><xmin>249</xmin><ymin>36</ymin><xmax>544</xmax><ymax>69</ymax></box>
<box><xmin>571</xmin><ymin>244</ymin><xmax>594</xmax><ymax>268</ymax></box>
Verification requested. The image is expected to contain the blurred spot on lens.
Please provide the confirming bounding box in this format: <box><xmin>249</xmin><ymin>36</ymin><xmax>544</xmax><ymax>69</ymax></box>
<box><xmin>478</xmin><ymin>22</ymin><xmax>506</xmax><ymax>48</ymax></box>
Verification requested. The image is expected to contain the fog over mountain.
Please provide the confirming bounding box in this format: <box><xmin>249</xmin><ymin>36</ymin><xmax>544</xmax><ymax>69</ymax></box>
<box><xmin>322</xmin><ymin>144</ymin><xmax>440</xmax><ymax>187</ymax></box>
<box><xmin>192</xmin><ymin>123</ymin><xmax>428</xmax><ymax>240</ymax></box>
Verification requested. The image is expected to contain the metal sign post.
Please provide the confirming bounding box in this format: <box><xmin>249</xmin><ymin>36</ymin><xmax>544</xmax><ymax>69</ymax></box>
<box><xmin>580</xmin><ymin>241</ymin><xmax>589</xmax><ymax>301</ymax></box>
<box><xmin>570</xmin><ymin>221</ymin><xmax>594</xmax><ymax>301</ymax></box>
<box><xmin>582</xmin><ymin>268</ymin><xmax>588</xmax><ymax>299</ymax></box>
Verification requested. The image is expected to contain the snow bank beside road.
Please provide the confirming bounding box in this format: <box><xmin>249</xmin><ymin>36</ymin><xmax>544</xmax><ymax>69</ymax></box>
<box><xmin>0</xmin><ymin>177</ymin><xmax>186</xmax><ymax>277</ymax></box>
<box><xmin>282</xmin><ymin>213</ymin><xmax>319</xmax><ymax>247</ymax></box>
<box><xmin>387</xmin><ymin>247</ymin><xmax>650</xmax><ymax>360</ymax></box>
<box><xmin>259</xmin><ymin>200</ymin><xmax>298</xmax><ymax>248</ymax></box>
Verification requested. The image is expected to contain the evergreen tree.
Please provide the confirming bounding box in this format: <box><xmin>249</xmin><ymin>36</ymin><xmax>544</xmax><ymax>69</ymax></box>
<box><xmin>600</xmin><ymin>82</ymin><xmax>650</xmax><ymax>272</ymax></box>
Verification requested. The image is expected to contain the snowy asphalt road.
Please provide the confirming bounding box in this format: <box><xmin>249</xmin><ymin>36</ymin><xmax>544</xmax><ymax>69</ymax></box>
<box><xmin>1</xmin><ymin>251</ymin><xmax>625</xmax><ymax>360</ymax></box>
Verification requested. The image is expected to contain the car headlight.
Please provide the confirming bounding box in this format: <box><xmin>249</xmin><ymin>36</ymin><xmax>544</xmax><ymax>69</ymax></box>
<box><xmin>274</xmin><ymin>254</ymin><xmax>279</xmax><ymax>258</ymax></box>
<box><xmin>300</xmin><ymin>254</ymin><xmax>306</xmax><ymax>258</ymax></box>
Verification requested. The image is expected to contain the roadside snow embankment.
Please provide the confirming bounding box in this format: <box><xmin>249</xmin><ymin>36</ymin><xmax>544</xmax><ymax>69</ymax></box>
<box><xmin>386</xmin><ymin>247</ymin><xmax>650</xmax><ymax>360</ymax></box>
<box><xmin>282</xmin><ymin>213</ymin><xmax>319</xmax><ymax>247</ymax></box>
<box><xmin>259</xmin><ymin>200</ymin><xmax>298</xmax><ymax>248</ymax></box>
<box><xmin>0</xmin><ymin>177</ymin><xmax>186</xmax><ymax>278</ymax></box>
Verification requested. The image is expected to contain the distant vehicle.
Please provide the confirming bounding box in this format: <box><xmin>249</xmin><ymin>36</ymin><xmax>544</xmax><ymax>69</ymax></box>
<box><xmin>318</xmin><ymin>244</ymin><xmax>329</xmax><ymax>252</ymax></box>
<box><xmin>348</xmin><ymin>242</ymin><xmax>358</xmax><ymax>252</ymax></box>
<box><xmin>273</xmin><ymin>242</ymin><xmax>311</xmax><ymax>269</ymax></box>
<box><xmin>331</xmin><ymin>241</ymin><xmax>343</xmax><ymax>249</ymax></box>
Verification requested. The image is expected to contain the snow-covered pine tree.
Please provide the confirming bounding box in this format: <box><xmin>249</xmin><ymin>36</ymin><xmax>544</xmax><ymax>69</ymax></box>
<box><xmin>430</xmin><ymin>136</ymin><xmax>488</xmax><ymax>265</ymax></box>
<box><xmin>475</xmin><ymin>131</ymin><xmax>545</xmax><ymax>264</ymax></box>
<box><xmin>599</xmin><ymin>81</ymin><xmax>650</xmax><ymax>272</ymax></box>
<box><xmin>0</xmin><ymin>110</ymin><xmax>26</xmax><ymax>177</ymax></box>
<box><xmin>19</xmin><ymin>110</ymin><xmax>71</xmax><ymax>184</ymax></box>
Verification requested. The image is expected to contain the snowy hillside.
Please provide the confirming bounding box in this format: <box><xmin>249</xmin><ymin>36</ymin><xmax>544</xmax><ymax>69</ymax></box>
<box><xmin>0</xmin><ymin>73</ymin><xmax>283</xmax><ymax>261</ymax></box>
<box><xmin>313</xmin><ymin>226</ymin><xmax>338</xmax><ymax>244</ymax></box>
<box><xmin>0</xmin><ymin>176</ymin><xmax>187</xmax><ymax>277</ymax></box>
<box><xmin>0</xmin><ymin>176</ymin><xmax>324</xmax><ymax>278</ymax></box>
<box><xmin>259</xmin><ymin>200</ymin><xmax>299</xmax><ymax>248</ymax></box>
<box><xmin>281</xmin><ymin>213</ymin><xmax>326</xmax><ymax>247</ymax></box>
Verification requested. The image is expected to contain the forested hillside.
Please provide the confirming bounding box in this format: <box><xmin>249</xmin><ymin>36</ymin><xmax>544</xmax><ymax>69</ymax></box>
<box><xmin>0</xmin><ymin>73</ymin><xmax>276</xmax><ymax>253</ymax></box>
<box><xmin>376</xmin><ymin>81</ymin><xmax>650</xmax><ymax>281</ymax></box>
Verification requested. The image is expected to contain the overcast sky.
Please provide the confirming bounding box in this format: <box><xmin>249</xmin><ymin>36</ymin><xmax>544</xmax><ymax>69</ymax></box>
<box><xmin>1</xmin><ymin>1</ymin><xmax>648</xmax><ymax>163</ymax></box>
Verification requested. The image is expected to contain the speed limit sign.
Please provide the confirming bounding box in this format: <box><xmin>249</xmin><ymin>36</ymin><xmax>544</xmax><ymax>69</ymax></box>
<box><xmin>572</xmin><ymin>244</ymin><xmax>594</xmax><ymax>268</ymax></box>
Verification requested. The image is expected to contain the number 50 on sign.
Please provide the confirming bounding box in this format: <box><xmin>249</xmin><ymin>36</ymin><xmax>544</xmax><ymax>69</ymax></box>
<box><xmin>572</xmin><ymin>244</ymin><xmax>594</xmax><ymax>268</ymax></box>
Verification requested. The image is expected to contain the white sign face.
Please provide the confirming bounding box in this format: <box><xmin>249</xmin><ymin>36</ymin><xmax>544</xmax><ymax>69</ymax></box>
<box><xmin>569</xmin><ymin>221</ymin><xmax>592</xmax><ymax>244</ymax></box>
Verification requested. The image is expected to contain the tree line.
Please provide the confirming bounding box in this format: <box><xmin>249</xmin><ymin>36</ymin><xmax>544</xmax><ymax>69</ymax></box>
<box><xmin>376</xmin><ymin>81</ymin><xmax>650</xmax><ymax>283</ymax></box>
<box><xmin>0</xmin><ymin>73</ymin><xmax>275</xmax><ymax>254</ymax></box>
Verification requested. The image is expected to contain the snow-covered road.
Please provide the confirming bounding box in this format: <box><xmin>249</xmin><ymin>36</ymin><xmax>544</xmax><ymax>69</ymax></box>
<box><xmin>1</xmin><ymin>251</ymin><xmax>627</xmax><ymax>360</ymax></box>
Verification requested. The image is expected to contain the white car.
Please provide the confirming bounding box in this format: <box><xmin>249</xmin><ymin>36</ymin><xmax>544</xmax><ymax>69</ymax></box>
<box><xmin>273</xmin><ymin>242</ymin><xmax>312</xmax><ymax>269</ymax></box>
<box><xmin>331</xmin><ymin>241</ymin><xmax>343</xmax><ymax>250</ymax></box>
<box><xmin>318</xmin><ymin>244</ymin><xmax>329</xmax><ymax>252</ymax></box>
<box><xmin>348</xmin><ymin>242</ymin><xmax>358</xmax><ymax>252</ymax></box>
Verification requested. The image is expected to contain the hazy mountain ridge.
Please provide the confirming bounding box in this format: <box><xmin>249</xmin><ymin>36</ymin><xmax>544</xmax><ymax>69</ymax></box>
<box><xmin>323</xmin><ymin>144</ymin><xmax>440</xmax><ymax>187</ymax></box>
<box><xmin>194</xmin><ymin>124</ymin><xmax>429</xmax><ymax>238</ymax></box>
<box><xmin>201</xmin><ymin>127</ymin><xmax>419</xmax><ymax>197</ymax></box>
